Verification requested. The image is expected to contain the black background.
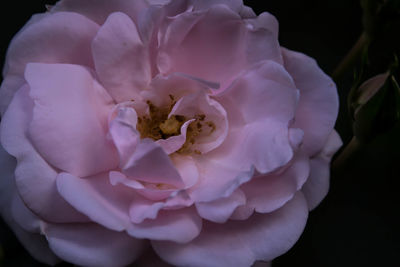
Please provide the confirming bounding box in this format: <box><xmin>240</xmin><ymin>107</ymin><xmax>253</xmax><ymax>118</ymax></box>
<box><xmin>0</xmin><ymin>1</ymin><xmax>399</xmax><ymax>266</ymax></box>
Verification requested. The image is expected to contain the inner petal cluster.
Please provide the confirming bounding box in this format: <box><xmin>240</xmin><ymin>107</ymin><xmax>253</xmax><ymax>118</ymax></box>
<box><xmin>136</xmin><ymin>96</ymin><xmax>218</xmax><ymax>155</ymax></box>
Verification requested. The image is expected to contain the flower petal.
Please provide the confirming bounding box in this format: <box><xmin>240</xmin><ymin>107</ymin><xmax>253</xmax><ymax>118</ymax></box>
<box><xmin>43</xmin><ymin>222</ymin><xmax>147</xmax><ymax>267</ymax></box>
<box><xmin>282</xmin><ymin>48</ymin><xmax>339</xmax><ymax>156</ymax></box>
<box><xmin>108</xmin><ymin>105</ymin><xmax>140</xmax><ymax>167</ymax></box>
<box><xmin>25</xmin><ymin>63</ymin><xmax>118</xmax><ymax>177</ymax></box>
<box><xmin>189</xmin><ymin>157</ymin><xmax>253</xmax><ymax>202</ymax></box>
<box><xmin>123</xmin><ymin>139</ymin><xmax>184</xmax><ymax>188</ymax></box>
<box><xmin>92</xmin><ymin>12</ymin><xmax>151</xmax><ymax>102</ymax></box>
<box><xmin>156</xmin><ymin>119</ymin><xmax>194</xmax><ymax>154</ymax></box>
<box><xmin>195</xmin><ymin>189</ymin><xmax>246</xmax><ymax>223</ymax></box>
<box><xmin>153</xmin><ymin>192</ymin><xmax>308</xmax><ymax>267</ymax></box>
<box><xmin>158</xmin><ymin>5</ymin><xmax>282</xmax><ymax>89</ymax></box>
<box><xmin>0</xmin><ymin>74</ymin><xmax>25</xmax><ymax>116</ymax></box>
<box><xmin>128</xmin><ymin>207</ymin><xmax>202</xmax><ymax>243</ymax></box>
<box><xmin>0</xmin><ymin>87</ymin><xmax>89</xmax><ymax>223</ymax></box>
<box><xmin>302</xmin><ymin>130</ymin><xmax>342</xmax><ymax>210</ymax></box>
<box><xmin>56</xmin><ymin>172</ymin><xmax>132</xmax><ymax>231</ymax></box>
<box><xmin>0</xmin><ymin>146</ymin><xmax>60</xmax><ymax>265</ymax></box>
<box><xmin>4</xmin><ymin>12</ymin><xmax>99</xmax><ymax>77</ymax></box>
<box><xmin>170</xmin><ymin>91</ymin><xmax>228</xmax><ymax>154</ymax></box>
<box><xmin>211</xmin><ymin>60</ymin><xmax>298</xmax><ymax>173</ymax></box>
<box><xmin>241</xmin><ymin>152</ymin><xmax>310</xmax><ymax>213</ymax></box>
<box><xmin>52</xmin><ymin>0</ymin><xmax>148</xmax><ymax>25</ymax></box>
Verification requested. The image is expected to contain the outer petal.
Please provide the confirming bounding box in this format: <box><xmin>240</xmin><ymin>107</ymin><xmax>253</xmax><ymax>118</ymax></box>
<box><xmin>153</xmin><ymin>192</ymin><xmax>308</xmax><ymax>267</ymax></box>
<box><xmin>52</xmin><ymin>0</ymin><xmax>148</xmax><ymax>25</ymax></box>
<box><xmin>282</xmin><ymin>48</ymin><xmax>339</xmax><ymax>156</ymax></box>
<box><xmin>0</xmin><ymin>146</ymin><xmax>60</xmax><ymax>265</ymax></box>
<box><xmin>241</xmin><ymin>152</ymin><xmax>310</xmax><ymax>214</ymax></box>
<box><xmin>211</xmin><ymin>60</ymin><xmax>298</xmax><ymax>174</ymax></box>
<box><xmin>56</xmin><ymin>172</ymin><xmax>132</xmax><ymax>231</ymax></box>
<box><xmin>0</xmin><ymin>12</ymin><xmax>99</xmax><ymax>114</ymax></box>
<box><xmin>195</xmin><ymin>189</ymin><xmax>246</xmax><ymax>223</ymax></box>
<box><xmin>302</xmin><ymin>130</ymin><xmax>342</xmax><ymax>210</ymax></box>
<box><xmin>4</xmin><ymin>12</ymin><xmax>99</xmax><ymax>77</ymax></box>
<box><xmin>128</xmin><ymin>207</ymin><xmax>202</xmax><ymax>243</ymax></box>
<box><xmin>158</xmin><ymin>5</ymin><xmax>281</xmax><ymax>89</ymax></box>
<box><xmin>43</xmin><ymin>222</ymin><xmax>147</xmax><ymax>267</ymax></box>
<box><xmin>0</xmin><ymin>87</ymin><xmax>89</xmax><ymax>223</ymax></box>
<box><xmin>26</xmin><ymin>63</ymin><xmax>118</xmax><ymax>177</ymax></box>
<box><xmin>0</xmin><ymin>75</ymin><xmax>25</xmax><ymax>116</ymax></box>
<box><xmin>92</xmin><ymin>12</ymin><xmax>151</xmax><ymax>102</ymax></box>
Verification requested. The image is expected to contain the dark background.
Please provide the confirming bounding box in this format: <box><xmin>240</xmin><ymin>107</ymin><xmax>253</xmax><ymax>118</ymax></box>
<box><xmin>0</xmin><ymin>0</ymin><xmax>399</xmax><ymax>266</ymax></box>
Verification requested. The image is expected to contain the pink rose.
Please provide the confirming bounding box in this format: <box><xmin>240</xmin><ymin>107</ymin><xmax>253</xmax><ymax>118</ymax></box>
<box><xmin>0</xmin><ymin>0</ymin><xmax>342</xmax><ymax>266</ymax></box>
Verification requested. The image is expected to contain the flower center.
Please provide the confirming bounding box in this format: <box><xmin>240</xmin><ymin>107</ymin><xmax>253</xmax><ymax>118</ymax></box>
<box><xmin>136</xmin><ymin>96</ymin><xmax>216</xmax><ymax>155</ymax></box>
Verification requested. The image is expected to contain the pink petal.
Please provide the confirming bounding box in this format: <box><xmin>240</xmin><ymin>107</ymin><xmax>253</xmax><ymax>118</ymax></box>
<box><xmin>211</xmin><ymin>60</ymin><xmax>298</xmax><ymax>173</ymax></box>
<box><xmin>195</xmin><ymin>189</ymin><xmax>246</xmax><ymax>223</ymax></box>
<box><xmin>282</xmin><ymin>48</ymin><xmax>339</xmax><ymax>156</ymax></box>
<box><xmin>302</xmin><ymin>130</ymin><xmax>342</xmax><ymax>210</ymax></box>
<box><xmin>153</xmin><ymin>192</ymin><xmax>308</xmax><ymax>266</ymax></box>
<box><xmin>170</xmin><ymin>91</ymin><xmax>228</xmax><ymax>154</ymax></box>
<box><xmin>128</xmin><ymin>207</ymin><xmax>202</xmax><ymax>243</ymax></box>
<box><xmin>123</xmin><ymin>139</ymin><xmax>184</xmax><ymax>188</ymax></box>
<box><xmin>56</xmin><ymin>172</ymin><xmax>133</xmax><ymax>231</ymax></box>
<box><xmin>241</xmin><ymin>152</ymin><xmax>310</xmax><ymax>213</ymax></box>
<box><xmin>191</xmin><ymin>0</ymin><xmax>243</xmax><ymax>13</ymax></box>
<box><xmin>170</xmin><ymin>155</ymin><xmax>199</xmax><ymax>188</ymax></box>
<box><xmin>110</xmin><ymin>171</ymin><xmax>175</xmax><ymax>201</ymax></box>
<box><xmin>0</xmin><ymin>74</ymin><xmax>25</xmax><ymax>115</ymax></box>
<box><xmin>143</xmin><ymin>72</ymin><xmax>211</xmax><ymax>108</ymax></box>
<box><xmin>245</xmin><ymin>12</ymin><xmax>279</xmax><ymax>38</ymax></box>
<box><xmin>157</xmin><ymin>5</ymin><xmax>245</xmax><ymax>88</ymax></box>
<box><xmin>158</xmin><ymin>5</ymin><xmax>282</xmax><ymax>89</ymax></box>
<box><xmin>52</xmin><ymin>0</ymin><xmax>148</xmax><ymax>25</ymax></box>
<box><xmin>43</xmin><ymin>222</ymin><xmax>147</xmax><ymax>267</ymax></box>
<box><xmin>108</xmin><ymin>105</ymin><xmax>140</xmax><ymax>167</ymax></box>
<box><xmin>189</xmin><ymin>157</ymin><xmax>254</xmax><ymax>202</ymax></box>
<box><xmin>92</xmin><ymin>12</ymin><xmax>151</xmax><ymax>102</ymax></box>
<box><xmin>129</xmin><ymin>190</ymin><xmax>192</xmax><ymax>224</ymax></box>
<box><xmin>25</xmin><ymin>63</ymin><xmax>118</xmax><ymax>177</ymax></box>
<box><xmin>0</xmin><ymin>146</ymin><xmax>60</xmax><ymax>265</ymax></box>
<box><xmin>0</xmin><ymin>87</ymin><xmax>89</xmax><ymax>223</ymax></box>
<box><xmin>4</xmin><ymin>12</ymin><xmax>98</xmax><ymax>77</ymax></box>
<box><xmin>156</xmin><ymin>119</ymin><xmax>194</xmax><ymax>154</ymax></box>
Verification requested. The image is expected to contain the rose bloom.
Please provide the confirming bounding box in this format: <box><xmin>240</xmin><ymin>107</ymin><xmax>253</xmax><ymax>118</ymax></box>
<box><xmin>0</xmin><ymin>0</ymin><xmax>342</xmax><ymax>266</ymax></box>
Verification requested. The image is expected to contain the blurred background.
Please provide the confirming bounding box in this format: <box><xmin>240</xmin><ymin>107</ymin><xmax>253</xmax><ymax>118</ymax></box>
<box><xmin>0</xmin><ymin>0</ymin><xmax>399</xmax><ymax>266</ymax></box>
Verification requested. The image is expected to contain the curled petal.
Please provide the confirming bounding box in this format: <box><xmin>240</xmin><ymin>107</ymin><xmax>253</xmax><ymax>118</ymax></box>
<box><xmin>123</xmin><ymin>139</ymin><xmax>184</xmax><ymax>188</ymax></box>
<box><xmin>195</xmin><ymin>189</ymin><xmax>246</xmax><ymax>223</ymax></box>
<box><xmin>170</xmin><ymin>91</ymin><xmax>228</xmax><ymax>154</ymax></box>
<box><xmin>128</xmin><ymin>207</ymin><xmax>202</xmax><ymax>243</ymax></box>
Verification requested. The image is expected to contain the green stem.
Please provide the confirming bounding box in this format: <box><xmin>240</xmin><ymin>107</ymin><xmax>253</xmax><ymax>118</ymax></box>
<box><xmin>332</xmin><ymin>32</ymin><xmax>369</xmax><ymax>82</ymax></box>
